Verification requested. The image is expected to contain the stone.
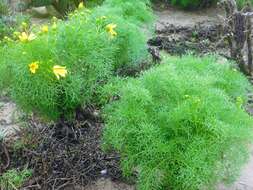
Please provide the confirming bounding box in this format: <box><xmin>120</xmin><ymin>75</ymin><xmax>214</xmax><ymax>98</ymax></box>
<box><xmin>31</xmin><ymin>6</ymin><xmax>50</xmax><ymax>18</ymax></box>
<box><xmin>0</xmin><ymin>99</ymin><xmax>22</xmax><ymax>142</ymax></box>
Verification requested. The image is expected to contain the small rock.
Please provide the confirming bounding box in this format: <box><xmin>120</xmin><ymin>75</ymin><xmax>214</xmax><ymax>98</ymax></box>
<box><xmin>0</xmin><ymin>100</ymin><xmax>22</xmax><ymax>142</ymax></box>
<box><xmin>31</xmin><ymin>6</ymin><xmax>50</xmax><ymax>18</ymax></box>
<box><xmin>100</xmin><ymin>169</ymin><xmax>107</xmax><ymax>175</ymax></box>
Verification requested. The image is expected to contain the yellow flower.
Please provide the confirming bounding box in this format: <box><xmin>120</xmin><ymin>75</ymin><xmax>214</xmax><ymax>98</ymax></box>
<box><xmin>29</xmin><ymin>61</ymin><xmax>39</xmax><ymax>74</ymax></box>
<box><xmin>41</xmin><ymin>25</ymin><xmax>49</xmax><ymax>33</ymax></box>
<box><xmin>106</xmin><ymin>23</ymin><xmax>117</xmax><ymax>38</ymax></box>
<box><xmin>78</xmin><ymin>2</ymin><xmax>84</xmax><ymax>9</ymax></box>
<box><xmin>53</xmin><ymin>65</ymin><xmax>68</xmax><ymax>80</ymax></box>
<box><xmin>19</xmin><ymin>32</ymin><xmax>36</xmax><ymax>43</ymax></box>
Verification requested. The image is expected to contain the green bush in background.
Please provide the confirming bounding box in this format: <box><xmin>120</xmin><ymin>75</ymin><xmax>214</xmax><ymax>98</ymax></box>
<box><xmin>0</xmin><ymin>0</ymin><xmax>153</xmax><ymax>120</ymax></box>
<box><xmin>0</xmin><ymin>0</ymin><xmax>30</xmax><ymax>40</ymax></box>
<box><xmin>169</xmin><ymin>0</ymin><xmax>217</xmax><ymax>9</ymax></box>
<box><xmin>0</xmin><ymin>0</ymin><xmax>10</xmax><ymax>15</ymax></box>
<box><xmin>30</xmin><ymin>0</ymin><xmax>104</xmax><ymax>15</ymax></box>
<box><xmin>236</xmin><ymin>0</ymin><xmax>253</xmax><ymax>9</ymax></box>
<box><xmin>103</xmin><ymin>55</ymin><xmax>253</xmax><ymax>190</ymax></box>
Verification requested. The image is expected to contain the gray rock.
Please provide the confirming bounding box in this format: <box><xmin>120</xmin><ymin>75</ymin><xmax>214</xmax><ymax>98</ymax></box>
<box><xmin>0</xmin><ymin>100</ymin><xmax>22</xmax><ymax>142</ymax></box>
<box><xmin>31</xmin><ymin>6</ymin><xmax>50</xmax><ymax>18</ymax></box>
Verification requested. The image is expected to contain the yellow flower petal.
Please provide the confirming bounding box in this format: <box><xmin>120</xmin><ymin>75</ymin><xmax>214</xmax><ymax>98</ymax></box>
<box><xmin>53</xmin><ymin>65</ymin><xmax>68</xmax><ymax>80</ymax></box>
<box><xmin>29</xmin><ymin>61</ymin><xmax>39</xmax><ymax>74</ymax></box>
<box><xmin>106</xmin><ymin>23</ymin><xmax>117</xmax><ymax>32</ymax></box>
<box><xmin>78</xmin><ymin>2</ymin><xmax>84</xmax><ymax>9</ymax></box>
<box><xmin>28</xmin><ymin>33</ymin><xmax>36</xmax><ymax>41</ymax></box>
<box><xmin>106</xmin><ymin>23</ymin><xmax>117</xmax><ymax>38</ymax></box>
<box><xmin>41</xmin><ymin>25</ymin><xmax>49</xmax><ymax>33</ymax></box>
<box><xmin>19</xmin><ymin>32</ymin><xmax>36</xmax><ymax>43</ymax></box>
<box><xmin>19</xmin><ymin>32</ymin><xmax>28</xmax><ymax>42</ymax></box>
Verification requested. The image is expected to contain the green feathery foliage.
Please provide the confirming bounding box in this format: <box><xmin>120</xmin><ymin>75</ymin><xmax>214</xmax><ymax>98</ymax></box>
<box><xmin>103</xmin><ymin>54</ymin><xmax>253</xmax><ymax>190</ymax></box>
<box><xmin>0</xmin><ymin>0</ymin><xmax>153</xmax><ymax>120</ymax></box>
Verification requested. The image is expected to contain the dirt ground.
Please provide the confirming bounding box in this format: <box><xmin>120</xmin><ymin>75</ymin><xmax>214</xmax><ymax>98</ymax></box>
<box><xmin>217</xmin><ymin>148</ymin><xmax>253</xmax><ymax>190</ymax></box>
<box><xmin>64</xmin><ymin>179</ymin><xmax>134</xmax><ymax>190</ymax></box>
<box><xmin>154</xmin><ymin>5</ymin><xmax>223</xmax><ymax>29</ymax></box>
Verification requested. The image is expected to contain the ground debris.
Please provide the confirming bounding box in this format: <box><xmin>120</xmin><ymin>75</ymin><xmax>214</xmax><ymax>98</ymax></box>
<box><xmin>1</xmin><ymin>107</ymin><xmax>124</xmax><ymax>190</ymax></box>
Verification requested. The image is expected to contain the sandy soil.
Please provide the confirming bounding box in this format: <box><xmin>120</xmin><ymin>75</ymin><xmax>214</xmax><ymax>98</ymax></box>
<box><xmin>154</xmin><ymin>5</ymin><xmax>224</xmax><ymax>30</ymax></box>
<box><xmin>64</xmin><ymin>179</ymin><xmax>134</xmax><ymax>190</ymax></box>
<box><xmin>217</xmin><ymin>148</ymin><xmax>253</xmax><ymax>190</ymax></box>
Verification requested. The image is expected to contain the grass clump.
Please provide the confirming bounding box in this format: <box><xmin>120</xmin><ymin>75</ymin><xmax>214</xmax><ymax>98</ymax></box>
<box><xmin>103</xmin><ymin>55</ymin><xmax>253</xmax><ymax>190</ymax></box>
<box><xmin>0</xmin><ymin>0</ymin><xmax>153</xmax><ymax>120</ymax></box>
<box><xmin>0</xmin><ymin>169</ymin><xmax>32</xmax><ymax>190</ymax></box>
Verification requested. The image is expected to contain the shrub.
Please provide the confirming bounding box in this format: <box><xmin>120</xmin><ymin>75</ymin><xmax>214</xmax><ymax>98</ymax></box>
<box><xmin>0</xmin><ymin>12</ymin><xmax>116</xmax><ymax>120</ymax></box>
<box><xmin>92</xmin><ymin>0</ymin><xmax>154</xmax><ymax>71</ymax></box>
<box><xmin>170</xmin><ymin>0</ymin><xmax>217</xmax><ymax>9</ymax></box>
<box><xmin>103</xmin><ymin>55</ymin><xmax>253</xmax><ymax>190</ymax></box>
<box><xmin>0</xmin><ymin>0</ymin><xmax>9</xmax><ymax>15</ymax></box>
<box><xmin>0</xmin><ymin>0</ymin><xmax>153</xmax><ymax>120</ymax></box>
<box><xmin>236</xmin><ymin>0</ymin><xmax>253</xmax><ymax>9</ymax></box>
<box><xmin>0</xmin><ymin>1</ymin><xmax>30</xmax><ymax>40</ymax></box>
<box><xmin>30</xmin><ymin>0</ymin><xmax>104</xmax><ymax>15</ymax></box>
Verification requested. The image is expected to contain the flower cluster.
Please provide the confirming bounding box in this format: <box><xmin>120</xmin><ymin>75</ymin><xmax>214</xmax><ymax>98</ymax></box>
<box><xmin>29</xmin><ymin>61</ymin><xmax>67</xmax><ymax>80</ymax></box>
<box><xmin>9</xmin><ymin>3</ymin><xmax>118</xmax><ymax>83</ymax></box>
<box><xmin>18</xmin><ymin>32</ymin><xmax>36</xmax><ymax>43</ymax></box>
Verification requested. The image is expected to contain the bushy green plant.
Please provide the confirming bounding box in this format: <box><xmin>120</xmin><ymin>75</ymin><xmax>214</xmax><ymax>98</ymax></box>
<box><xmin>103</xmin><ymin>55</ymin><xmax>253</xmax><ymax>190</ymax></box>
<box><xmin>92</xmin><ymin>0</ymin><xmax>154</xmax><ymax>71</ymax></box>
<box><xmin>236</xmin><ymin>0</ymin><xmax>253</xmax><ymax>9</ymax></box>
<box><xmin>1</xmin><ymin>13</ymin><xmax>115</xmax><ymax>120</ymax></box>
<box><xmin>170</xmin><ymin>0</ymin><xmax>217</xmax><ymax>9</ymax></box>
<box><xmin>0</xmin><ymin>0</ymin><xmax>153</xmax><ymax>120</ymax></box>
<box><xmin>0</xmin><ymin>0</ymin><xmax>30</xmax><ymax>40</ymax></box>
<box><xmin>30</xmin><ymin>0</ymin><xmax>104</xmax><ymax>15</ymax></box>
<box><xmin>0</xmin><ymin>169</ymin><xmax>32</xmax><ymax>190</ymax></box>
<box><xmin>0</xmin><ymin>0</ymin><xmax>9</xmax><ymax>15</ymax></box>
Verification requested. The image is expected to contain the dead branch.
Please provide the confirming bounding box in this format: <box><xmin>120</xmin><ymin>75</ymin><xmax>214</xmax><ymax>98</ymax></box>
<box><xmin>220</xmin><ymin>0</ymin><xmax>253</xmax><ymax>75</ymax></box>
